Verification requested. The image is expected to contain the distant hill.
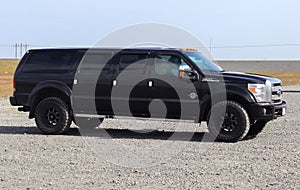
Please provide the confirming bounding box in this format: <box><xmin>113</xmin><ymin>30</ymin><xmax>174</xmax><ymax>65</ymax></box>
<box><xmin>217</xmin><ymin>60</ymin><xmax>300</xmax><ymax>86</ymax></box>
<box><xmin>216</xmin><ymin>60</ymin><xmax>300</xmax><ymax>72</ymax></box>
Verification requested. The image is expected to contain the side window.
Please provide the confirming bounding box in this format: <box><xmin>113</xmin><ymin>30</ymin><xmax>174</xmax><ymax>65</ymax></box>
<box><xmin>118</xmin><ymin>54</ymin><xmax>148</xmax><ymax>75</ymax></box>
<box><xmin>23</xmin><ymin>51</ymin><xmax>78</xmax><ymax>73</ymax></box>
<box><xmin>154</xmin><ymin>54</ymin><xmax>191</xmax><ymax>77</ymax></box>
<box><xmin>79</xmin><ymin>53</ymin><xmax>113</xmax><ymax>73</ymax></box>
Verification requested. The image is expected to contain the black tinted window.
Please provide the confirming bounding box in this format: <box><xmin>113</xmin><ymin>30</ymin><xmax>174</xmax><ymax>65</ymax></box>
<box><xmin>23</xmin><ymin>51</ymin><xmax>79</xmax><ymax>73</ymax></box>
<box><xmin>154</xmin><ymin>54</ymin><xmax>191</xmax><ymax>76</ymax></box>
<box><xmin>79</xmin><ymin>53</ymin><xmax>113</xmax><ymax>73</ymax></box>
<box><xmin>119</xmin><ymin>54</ymin><xmax>148</xmax><ymax>74</ymax></box>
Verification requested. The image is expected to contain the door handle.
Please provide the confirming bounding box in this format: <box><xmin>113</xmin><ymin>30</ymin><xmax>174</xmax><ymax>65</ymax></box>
<box><xmin>148</xmin><ymin>81</ymin><xmax>153</xmax><ymax>87</ymax></box>
<box><xmin>113</xmin><ymin>80</ymin><xmax>117</xmax><ymax>86</ymax></box>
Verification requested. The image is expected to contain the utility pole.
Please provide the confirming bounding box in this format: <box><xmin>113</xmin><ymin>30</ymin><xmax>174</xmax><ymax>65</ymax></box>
<box><xmin>24</xmin><ymin>43</ymin><xmax>28</xmax><ymax>52</ymax></box>
<box><xmin>20</xmin><ymin>43</ymin><xmax>23</xmax><ymax>57</ymax></box>
<box><xmin>15</xmin><ymin>43</ymin><xmax>18</xmax><ymax>59</ymax></box>
<box><xmin>14</xmin><ymin>43</ymin><xmax>28</xmax><ymax>58</ymax></box>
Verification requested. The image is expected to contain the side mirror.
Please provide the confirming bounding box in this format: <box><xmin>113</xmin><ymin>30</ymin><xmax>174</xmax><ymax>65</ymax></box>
<box><xmin>179</xmin><ymin>70</ymin><xmax>199</xmax><ymax>81</ymax></box>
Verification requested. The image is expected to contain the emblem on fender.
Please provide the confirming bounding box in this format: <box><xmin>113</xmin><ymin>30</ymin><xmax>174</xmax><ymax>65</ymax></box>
<box><xmin>189</xmin><ymin>92</ymin><xmax>198</xmax><ymax>99</ymax></box>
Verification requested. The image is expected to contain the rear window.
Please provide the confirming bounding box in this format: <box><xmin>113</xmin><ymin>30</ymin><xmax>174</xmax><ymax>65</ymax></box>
<box><xmin>22</xmin><ymin>51</ymin><xmax>79</xmax><ymax>73</ymax></box>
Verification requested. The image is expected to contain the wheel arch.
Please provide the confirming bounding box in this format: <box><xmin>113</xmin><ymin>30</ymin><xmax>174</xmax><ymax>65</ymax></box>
<box><xmin>28</xmin><ymin>81</ymin><xmax>72</xmax><ymax>119</ymax></box>
<box><xmin>201</xmin><ymin>88</ymin><xmax>256</xmax><ymax>122</ymax></box>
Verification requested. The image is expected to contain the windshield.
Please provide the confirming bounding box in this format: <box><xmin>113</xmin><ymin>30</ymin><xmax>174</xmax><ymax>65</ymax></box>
<box><xmin>184</xmin><ymin>51</ymin><xmax>223</xmax><ymax>72</ymax></box>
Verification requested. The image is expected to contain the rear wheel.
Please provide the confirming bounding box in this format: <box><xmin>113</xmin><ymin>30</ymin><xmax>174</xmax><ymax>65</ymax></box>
<box><xmin>208</xmin><ymin>101</ymin><xmax>250</xmax><ymax>142</ymax></box>
<box><xmin>35</xmin><ymin>97</ymin><xmax>72</xmax><ymax>135</ymax></box>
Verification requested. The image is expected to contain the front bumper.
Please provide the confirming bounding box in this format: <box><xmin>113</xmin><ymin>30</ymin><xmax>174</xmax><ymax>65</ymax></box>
<box><xmin>250</xmin><ymin>101</ymin><xmax>287</xmax><ymax>120</ymax></box>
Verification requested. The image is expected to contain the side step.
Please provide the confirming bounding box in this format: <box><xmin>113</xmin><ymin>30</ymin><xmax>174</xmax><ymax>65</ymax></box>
<box><xmin>74</xmin><ymin>114</ymin><xmax>196</xmax><ymax>123</ymax></box>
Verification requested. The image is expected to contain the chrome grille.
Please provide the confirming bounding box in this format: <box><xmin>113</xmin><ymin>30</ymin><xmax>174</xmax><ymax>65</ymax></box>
<box><xmin>272</xmin><ymin>83</ymin><xmax>282</xmax><ymax>104</ymax></box>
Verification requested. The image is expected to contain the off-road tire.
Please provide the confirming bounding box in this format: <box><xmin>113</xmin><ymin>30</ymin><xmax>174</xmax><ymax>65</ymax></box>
<box><xmin>35</xmin><ymin>97</ymin><xmax>72</xmax><ymax>135</ymax></box>
<box><xmin>208</xmin><ymin>101</ymin><xmax>250</xmax><ymax>142</ymax></box>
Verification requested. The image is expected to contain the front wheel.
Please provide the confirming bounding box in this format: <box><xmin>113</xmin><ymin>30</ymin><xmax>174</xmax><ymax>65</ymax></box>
<box><xmin>245</xmin><ymin>120</ymin><xmax>268</xmax><ymax>140</ymax></box>
<box><xmin>208</xmin><ymin>101</ymin><xmax>250</xmax><ymax>142</ymax></box>
<box><xmin>35</xmin><ymin>97</ymin><xmax>72</xmax><ymax>135</ymax></box>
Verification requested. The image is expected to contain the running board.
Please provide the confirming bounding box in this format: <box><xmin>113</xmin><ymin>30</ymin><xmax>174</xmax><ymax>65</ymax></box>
<box><xmin>74</xmin><ymin>114</ymin><xmax>196</xmax><ymax>123</ymax></box>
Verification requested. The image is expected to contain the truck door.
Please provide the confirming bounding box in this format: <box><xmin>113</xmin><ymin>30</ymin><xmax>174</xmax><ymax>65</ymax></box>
<box><xmin>73</xmin><ymin>50</ymin><xmax>116</xmax><ymax>116</ymax></box>
<box><xmin>149</xmin><ymin>52</ymin><xmax>202</xmax><ymax>120</ymax></box>
<box><xmin>111</xmin><ymin>51</ymin><xmax>152</xmax><ymax>117</ymax></box>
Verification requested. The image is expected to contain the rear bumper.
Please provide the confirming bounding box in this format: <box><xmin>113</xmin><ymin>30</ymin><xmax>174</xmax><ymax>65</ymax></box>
<box><xmin>9</xmin><ymin>96</ymin><xmax>18</xmax><ymax>106</ymax></box>
<box><xmin>250</xmin><ymin>101</ymin><xmax>287</xmax><ymax>120</ymax></box>
<box><xmin>10</xmin><ymin>92</ymin><xmax>29</xmax><ymax>107</ymax></box>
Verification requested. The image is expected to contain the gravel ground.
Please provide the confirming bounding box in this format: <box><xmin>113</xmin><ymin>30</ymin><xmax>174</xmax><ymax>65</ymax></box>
<box><xmin>0</xmin><ymin>92</ymin><xmax>299</xmax><ymax>189</ymax></box>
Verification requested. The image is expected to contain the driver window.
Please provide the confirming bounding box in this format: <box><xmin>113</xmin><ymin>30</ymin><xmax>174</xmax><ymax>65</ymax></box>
<box><xmin>154</xmin><ymin>54</ymin><xmax>191</xmax><ymax>77</ymax></box>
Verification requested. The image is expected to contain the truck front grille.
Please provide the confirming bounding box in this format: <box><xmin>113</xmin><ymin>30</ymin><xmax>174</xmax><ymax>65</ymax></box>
<box><xmin>272</xmin><ymin>83</ymin><xmax>283</xmax><ymax>105</ymax></box>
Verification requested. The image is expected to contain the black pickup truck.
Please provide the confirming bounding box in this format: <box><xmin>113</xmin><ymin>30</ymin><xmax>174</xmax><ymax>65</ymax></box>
<box><xmin>10</xmin><ymin>48</ymin><xmax>286</xmax><ymax>142</ymax></box>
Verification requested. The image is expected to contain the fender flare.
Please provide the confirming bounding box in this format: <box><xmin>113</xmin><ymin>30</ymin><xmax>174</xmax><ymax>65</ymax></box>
<box><xmin>225</xmin><ymin>84</ymin><xmax>256</xmax><ymax>103</ymax></box>
<box><xmin>200</xmin><ymin>84</ymin><xmax>256</xmax><ymax>121</ymax></box>
<box><xmin>28</xmin><ymin>80</ymin><xmax>72</xmax><ymax>118</ymax></box>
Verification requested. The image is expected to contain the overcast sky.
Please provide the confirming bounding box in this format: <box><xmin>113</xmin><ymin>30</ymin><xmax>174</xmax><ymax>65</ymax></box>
<box><xmin>1</xmin><ymin>0</ymin><xmax>300</xmax><ymax>59</ymax></box>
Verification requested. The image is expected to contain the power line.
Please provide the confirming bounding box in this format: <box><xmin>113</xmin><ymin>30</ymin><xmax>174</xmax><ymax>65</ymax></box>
<box><xmin>1</xmin><ymin>43</ymin><xmax>300</xmax><ymax>49</ymax></box>
<box><xmin>0</xmin><ymin>45</ymin><xmax>14</xmax><ymax>47</ymax></box>
<box><xmin>210</xmin><ymin>43</ymin><xmax>300</xmax><ymax>49</ymax></box>
<box><xmin>0</xmin><ymin>44</ymin><xmax>56</xmax><ymax>48</ymax></box>
<box><xmin>28</xmin><ymin>43</ymin><xmax>300</xmax><ymax>48</ymax></box>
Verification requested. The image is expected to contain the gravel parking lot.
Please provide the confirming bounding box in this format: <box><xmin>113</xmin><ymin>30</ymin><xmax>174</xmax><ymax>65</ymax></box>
<box><xmin>0</xmin><ymin>90</ymin><xmax>299</xmax><ymax>189</ymax></box>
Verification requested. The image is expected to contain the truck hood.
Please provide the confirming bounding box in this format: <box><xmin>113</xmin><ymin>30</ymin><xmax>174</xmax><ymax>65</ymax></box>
<box><xmin>206</xmin><ymin>71</ymin><xmax>282</xmax><ymax>84</ymax></box>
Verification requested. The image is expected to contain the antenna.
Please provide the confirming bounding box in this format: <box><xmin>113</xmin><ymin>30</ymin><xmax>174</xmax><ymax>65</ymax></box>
<box><xmin>209</xmin><ymin>38</ymin><xmax>213</xmax><ymax>61</ymax></box>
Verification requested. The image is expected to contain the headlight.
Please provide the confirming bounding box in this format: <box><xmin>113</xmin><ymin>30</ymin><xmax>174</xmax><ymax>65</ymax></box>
<box><xmin>248</xmin><ymin>80</ymin><xmax>272</xmax><ymax>102</ymax></box>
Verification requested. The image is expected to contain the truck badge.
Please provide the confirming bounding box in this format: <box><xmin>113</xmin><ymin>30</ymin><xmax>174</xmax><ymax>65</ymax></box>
<box><xmin>189</xmin><ymin>92</ymin><xmax>198</xmax><ymax>99</ymax></box>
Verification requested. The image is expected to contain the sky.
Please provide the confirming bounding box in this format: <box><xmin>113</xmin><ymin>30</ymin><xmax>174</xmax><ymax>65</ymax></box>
<box><xmin>1</xmin><ymin>0</ymin><xmax>300</xmax><ymax>60</ymax></box>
